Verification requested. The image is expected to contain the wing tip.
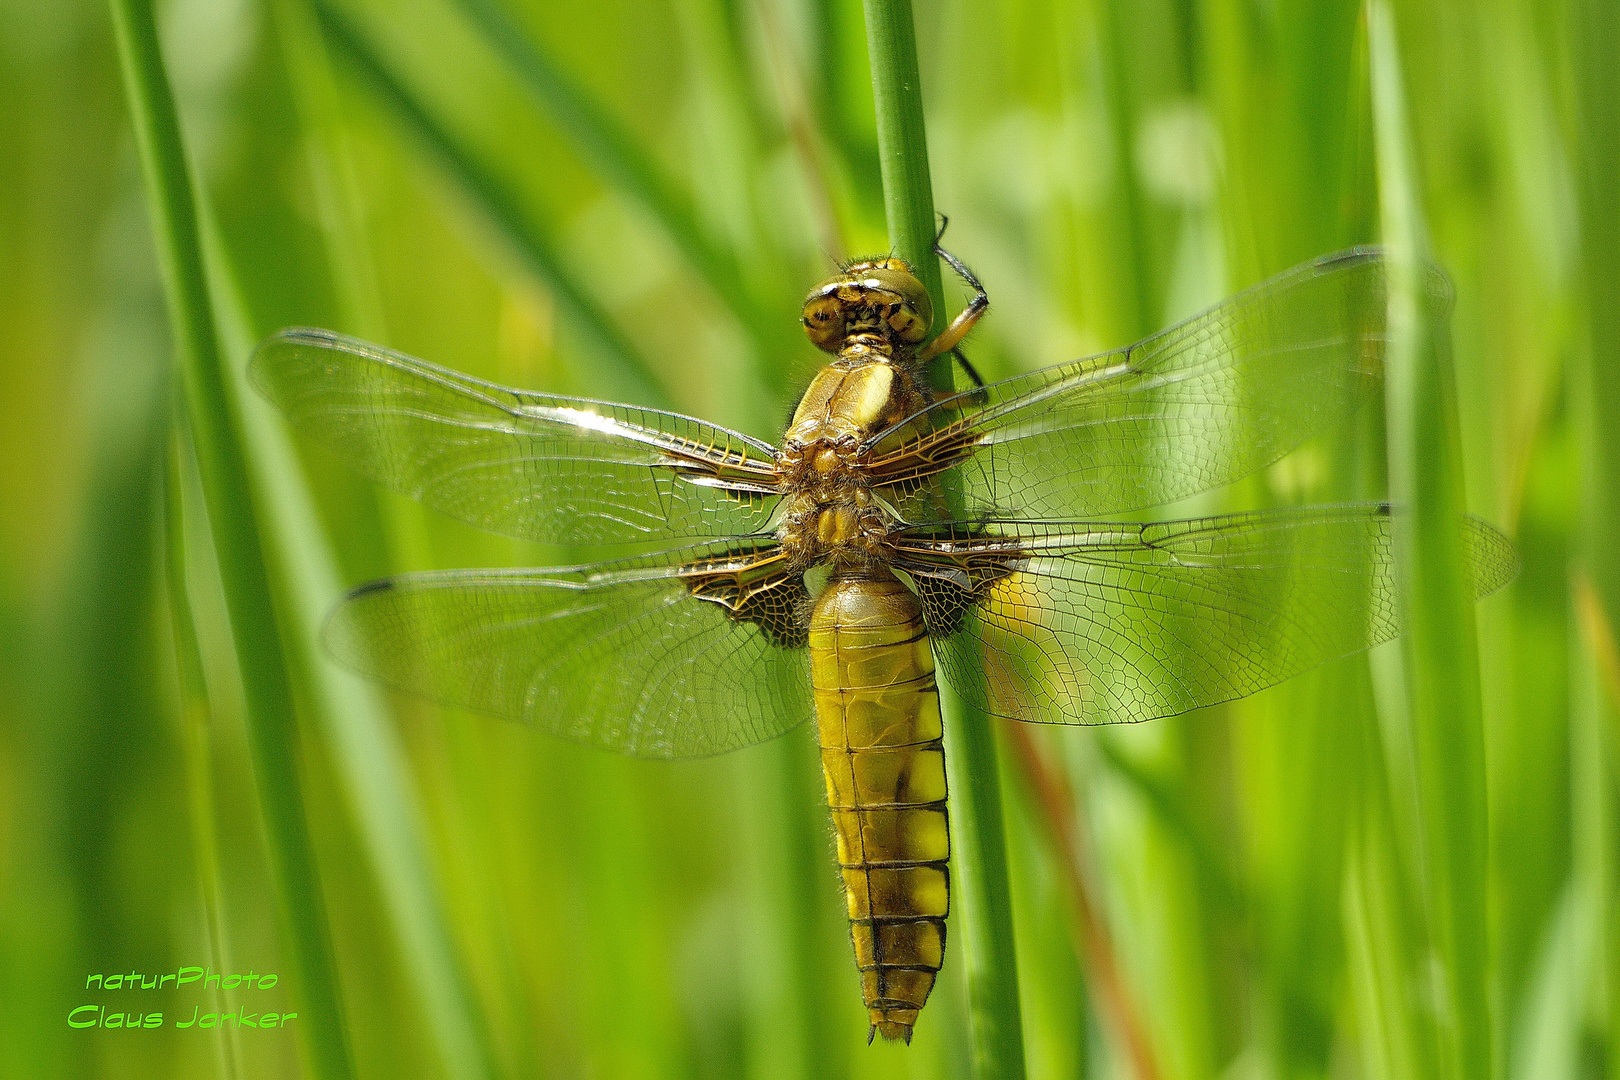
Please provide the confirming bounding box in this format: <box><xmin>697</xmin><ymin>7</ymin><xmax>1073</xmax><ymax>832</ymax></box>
<box><xmin>1313</xmin><ymin>245</ymin><xmax>1454</xmax><ymax>313</ymax></box>
<box><xmin>248</xmin><ymin>326</ymin><xmax>349</xmax><ymax>398</ymax></box>
<box><xmin>250</xmin><ymin>325</ymin><xmax>348</xmax><ymax>363</ymax></box>
<box><xmin>1463</xmin><ymin>517</ymin><xmax>1521</xmax><ymax>598</ymax></box>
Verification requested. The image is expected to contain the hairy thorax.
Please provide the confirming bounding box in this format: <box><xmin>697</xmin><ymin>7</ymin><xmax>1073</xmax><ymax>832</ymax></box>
<box><xmin>775</xmin><ymin>345</ymin><xmax>934</xmax><ymax>570</ymax></box>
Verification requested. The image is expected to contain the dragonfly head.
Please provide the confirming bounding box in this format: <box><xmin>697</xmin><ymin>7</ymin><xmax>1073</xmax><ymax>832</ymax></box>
<box><xmin>801</xmin><ymin>258</ymin><xmax>933</xmax><ymax>354</ymax></box>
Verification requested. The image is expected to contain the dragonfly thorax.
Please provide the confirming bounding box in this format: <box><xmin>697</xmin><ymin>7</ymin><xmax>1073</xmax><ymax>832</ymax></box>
<box><xmin>778</xmin><ymin>492</ymin><xmax>893</xmax><ymax>570</ymax></box>
<box><xmin>782</xmin><ymin>350</ymin><xmax>935</xmax><ymax>480</ymax></box>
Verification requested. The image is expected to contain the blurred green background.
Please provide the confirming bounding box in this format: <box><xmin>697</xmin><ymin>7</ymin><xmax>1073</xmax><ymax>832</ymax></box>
<box><xmin>2</xmin><ymin>0</ymin><xmax>1615</xmax><ymax>1077</ymax></box>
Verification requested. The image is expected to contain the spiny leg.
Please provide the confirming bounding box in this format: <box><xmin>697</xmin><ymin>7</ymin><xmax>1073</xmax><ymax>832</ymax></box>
<box><xmin>918</xmin><ymin>240</ymin><xmax>989</xmax><ymax>367</ymax></box>
<box><xmin>947</xmin><ymin>346</ymin><xmax>985</xmax><ymax>389</ymax></box>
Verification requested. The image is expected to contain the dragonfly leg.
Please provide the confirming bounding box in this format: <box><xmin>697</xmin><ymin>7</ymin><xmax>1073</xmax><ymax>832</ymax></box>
<box><xmin>918</xmin><ymin>242</ymin><xmax>989</xmax><ymax>366</ymax></box>
<box><xmin>948</xmin><ymin>347</ymin><xmax>986</xmax><ymax>389</ymax></box>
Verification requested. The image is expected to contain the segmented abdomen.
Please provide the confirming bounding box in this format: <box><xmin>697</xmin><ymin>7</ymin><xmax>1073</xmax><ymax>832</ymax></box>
<box><xmin>809</xmin><ymin>570</ymin><xmax>949</xmax><ymax>1044</ymax></box>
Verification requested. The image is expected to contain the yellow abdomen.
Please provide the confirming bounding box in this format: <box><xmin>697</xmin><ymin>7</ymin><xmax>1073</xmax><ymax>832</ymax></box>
<box><xmin>809</xmin><ymin>570</ymin><xmax>949</xmax><ymax>1044</ymax></box>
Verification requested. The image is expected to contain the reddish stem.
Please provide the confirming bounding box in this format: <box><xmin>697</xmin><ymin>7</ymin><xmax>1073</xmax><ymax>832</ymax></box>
<box><xmin>1003</xmin><ymin>721</ymin><xmax>1163</xmax><ymax>1080</ymax></box>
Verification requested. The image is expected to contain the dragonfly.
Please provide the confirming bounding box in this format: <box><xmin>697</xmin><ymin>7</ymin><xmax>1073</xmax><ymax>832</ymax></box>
<box><xmin>252</xmin><ymin>245</ymin><xmax>1516</xmax><ymax>1045</ymax></box>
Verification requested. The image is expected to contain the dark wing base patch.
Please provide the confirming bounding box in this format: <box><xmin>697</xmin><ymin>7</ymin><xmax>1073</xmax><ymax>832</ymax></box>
<box><xmin>890</xmin><ymin>505</ymin><xmax>1517</xmax><ymax>727</ymax></box>
<box><xmin>679</xmin><ymin>543</ymin><xmax>811</xmax><ymax>648</ymax></box>
<box><xmin>322</xmin><ymin>541</ymin><xmax>814</xmax><ymax>759</ymax></box>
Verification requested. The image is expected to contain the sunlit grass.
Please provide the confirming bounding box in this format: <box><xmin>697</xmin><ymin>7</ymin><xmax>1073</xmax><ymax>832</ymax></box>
<box><xmin>109</xmin><ymin>0</ymin><xmax>352</xmax><ymax>1075</ymax></box>
<box><xmin>2</xmin><ymin>0</ymin><xmax>1612</xmax><ymax>1078</ymax></box>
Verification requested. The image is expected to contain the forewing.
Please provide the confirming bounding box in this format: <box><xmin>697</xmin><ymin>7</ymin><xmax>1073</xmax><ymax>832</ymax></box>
<box><xmin>252</xmin><ymin>328</ymin><xmax>783</xmax><ymax>545</ymax></box>
<box><xmin>895</xmin><ymin>505</ymin><xmax>1516</xmax><ymax>725</ymax></box>
<box><xmin>323</xmin><ymin>542</ymin><xmax>813</xmax><ymax>759</ymax></box>
<box><xmin>862</xmin><ymin>249</ymin><xmax>1393</xmax><ymax>518</ymax></box>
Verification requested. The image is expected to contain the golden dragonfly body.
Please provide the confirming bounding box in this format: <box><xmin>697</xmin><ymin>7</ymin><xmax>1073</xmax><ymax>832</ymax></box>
<box><xmin>253</xmin><ymin>247</ymin><xmax>1515</xmax><ymax>1044</ymax></box>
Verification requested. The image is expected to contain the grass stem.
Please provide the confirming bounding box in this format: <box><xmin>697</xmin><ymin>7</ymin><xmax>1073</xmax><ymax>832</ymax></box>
<box><xmin>108</xmin><ymin>2</ymin><xmax>353</xmax><ymax>1075</ymax></box>
<box><xmin>310</xmin><ymin>0</ymin><xmax>668</xmax><ymax>407</ymax></box>
<box><xmin>1571</xmin><ymin>0</ymin><xmax>1620</xmax><ymax>1066</ymax></box>
<box><xmin>1004</xmin><ymin>724</ymin><xmax>1160</xmax><ymax>1080</ymax></box>
<box><xmin>861</xmin><ymin>2</ymin><xmax>1027</xmax><ymax>1074</ymax></box>
<box><xmin>1368</xmin><ymin>6</ymin><xmax>1491</xmax><ymax>1080</ymax></box>
<box><xmin>449</xmin><ymin>0</ymin><xmax>759</xmax><ymax>327</ymax></box>
<box><xmin>165</xmin><ymin>430</ymin><xmax>242</xmax><ymax>1080</ymax></box>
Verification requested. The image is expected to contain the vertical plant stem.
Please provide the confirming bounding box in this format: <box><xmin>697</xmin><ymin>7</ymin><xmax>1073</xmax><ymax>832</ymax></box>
<box><xmin>108</xmin><ymin>3</ymin><xmax>353</xmax><ymax>1077</ymax></box>
<box><xmin>754</xmin><ymin>0</ymin><xmax>847</xmax><ymax>261</ymax></box>
<box><xmin>449</xmin><ymin>0</ymin><xmax>759</xmax><ymax>325</ymax></box>
<box><xmin>1343</xmin><ymin>814</ymin><xmax>1424</xmax><ymax>1080</ymax></box>
<box><xmin>165</xmin><ymin>431</ymin><xmax>241</xmax><ymax>1080</ymax></box>
<box><xmin>258</xmin><ymin>9</ymin><xmax>506</xmax><ymax>1078</ymax></box>
<box><xmin>1571</xmin><ymin>0</ymin><xmax>1620</xmax><ymax>1066</ymax></box>
<box><xmin>1576</xmin><ymin>580</ymin><xmax>1620</xmax><ymax>710</ymax></box>
<box><xmin>1005</xmin><ymin>725</ymin><xmax>1160</xmax><ymax>1080</ymax></box>
<box><xmin>1367</xmin><ymin>7</ymin><xmax>1491</xmax><ymax>1080</ymax></box>
<box><xmin>939</xmin><ymin>696</ymin><xmax>1026</xmax><ymax>1078</ymax></box>
<box><xmin>861</xmin><ymin>1</ymin><xmax>943</xmax><ymax>308</ymax></box>
<box><xmin>270</xmin><ymin>0</ymin><xmax>390</xmax><ymax>340</ymax></box>
<box><xmin>862</xmin><ymin>2</ymin><xmax>1027</xmax><ymax>1075</ymax></box>
<box><xmin>310</xmin><ymin>0</ymin><xmax>667</xmax><ymax>406</ymax></box>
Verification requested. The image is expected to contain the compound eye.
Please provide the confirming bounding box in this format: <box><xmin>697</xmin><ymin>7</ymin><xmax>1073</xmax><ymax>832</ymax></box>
<box><xmin>801</xmin><ymin>296</ymin><xmax>846</xmax><ymax>352</ymax></box>
<box><xmin>859</xmin><ymin>268</ymin><xmax>933</xmax><ymax>343</ymax></box>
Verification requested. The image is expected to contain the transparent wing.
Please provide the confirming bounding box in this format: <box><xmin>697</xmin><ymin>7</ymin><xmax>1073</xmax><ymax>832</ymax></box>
<box><xmin>252</xmin><ymin>328</ymin><xmax>784</xmax><ymax>545</ymax></box>
<box><xmin>893</xmin><ymin>505</ymin><xmax>1516</xmax><ymax>725</ymax></box>
<box><xmin>861</xmin><ymin>249</ymin><xmax>1398</xmax><ymax>519</ymax></box>
<box><xmin>323</xmin><ymin>542</ymin><xmax>812</xmax><ymax>759</ymax></box>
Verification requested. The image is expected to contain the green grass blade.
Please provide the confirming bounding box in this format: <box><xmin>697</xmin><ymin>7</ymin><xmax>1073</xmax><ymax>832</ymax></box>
<box><xmin>938</xmin><ymin>685</ymin><xmax>1027</xmax><ymax>1078</ymax></box>
<box><xmin>107</xmin><ymin>2</ymin><xmax>354</xmax><ymax>1077</ymax></box>
<box><xmin>1570</xmin><ymin>0</ymin><xmax>1620</xmax><ymax>1069</ymax></box>
<box><xmin>164</xmin><ymin>429</ymin><xmax>242</xmax><ymax>1080</ymax></box>
<box><xmin>861</xmin><ymin>1</ymin><xmax>942</xmax><ymax>311</ymax></box>
<box><xmin>310</xmin><ymin>0</ymin><xmax>669</xmax><ymax>407</ymax></box>
<box><xmin>270</xmin><ymin>0</ymin><xmax>391</xmax><ymax>340</ymax></box>
<box><xmin>204</xmin><ymin>220</ymin><xmax>505</xmax><ymax>1080</ymax></box>
<box><xmin>1096</xmin><ymin>0</ymin><xmax>1154</xmax><ymax>339</ymax></box>
<box><xmin>448</xmin><ymin>0</ymin><xmax>756</xmax><ymax>324</ymax></box>
<box><xmin>1344</xmin><ymin>813</ymin><xmax>1424</xmax><ymax>1080</ymax></box>
<box><xmin>862</xmin><ymin>1</ymin><xmax>1027</xmax><ymax>1074</ymax></box>
<box><xmin>1367</xmin><ymin>7</ymin><xmax>1492</xmax><ymax>1080</ymax></box>
<box><xmin>243</xmin><ymin>16</ymin><xmax>511</xmax><ymax>1076</ymax></box>
<box><xmin>1007</xmin><ymin>725</ymin><xmax>1161</xmax><ymax>1080</ymax></box>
